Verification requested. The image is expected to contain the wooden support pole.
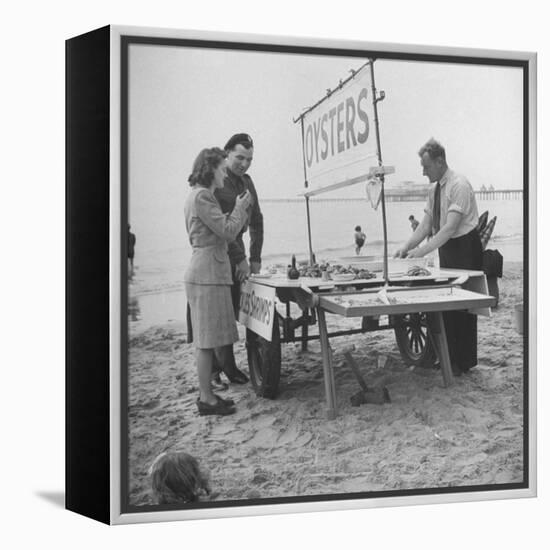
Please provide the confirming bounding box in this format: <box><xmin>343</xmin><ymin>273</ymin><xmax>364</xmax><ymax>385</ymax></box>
<box><xmin>369</xmin><ymin>60</ymin><xmax>389</xmax><ymax>285</ymax></box>
<box><xmin>299</xmin><ymin>117</ymin><xmax>314</xmax><ymax>264</ymax></box>
<box><xmin>428</xmin><ymin>312</ymin><xmax>454</xmax><ymax>387</ymax></box>
<box><xmin>316</xmin><ymin>307</ymin><xmax>337</xmax><ymax>419</ymax></box>
<box><xmin>301</xmin><ymin>311</ymin><xmax>309</xmax><ymax>352</ymax></box>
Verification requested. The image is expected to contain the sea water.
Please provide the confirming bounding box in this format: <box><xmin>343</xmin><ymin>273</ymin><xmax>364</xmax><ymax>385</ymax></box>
<box><xmin>129</xmin><ymin>198</ymin><xmax>524</xmax><ymax>332</ymax></box>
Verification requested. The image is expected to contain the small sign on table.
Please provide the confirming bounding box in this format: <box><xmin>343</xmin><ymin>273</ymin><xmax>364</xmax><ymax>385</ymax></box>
<box><xmin>238</xmin><ymin>281</ymin><xmax>277</xmax><ymax>341</ymax></box>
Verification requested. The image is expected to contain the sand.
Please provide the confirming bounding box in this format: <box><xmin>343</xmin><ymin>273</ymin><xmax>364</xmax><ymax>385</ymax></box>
<box><xmin>127</xmin><ymin>262</ymin><xmax>525</xmax><ymax>506</ymax></box>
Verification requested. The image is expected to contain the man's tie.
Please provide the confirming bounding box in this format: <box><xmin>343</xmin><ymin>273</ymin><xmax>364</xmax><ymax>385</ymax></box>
<box><xmin>433</xmin><ymin>181</ymin><xmax>441</xmax><ymax>235</ymax></box>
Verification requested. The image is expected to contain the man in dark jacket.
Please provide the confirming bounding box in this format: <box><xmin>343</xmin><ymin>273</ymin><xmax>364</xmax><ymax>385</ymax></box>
<box><xmin>213</xmin><ymin>133</ymin><xmax>264</xmax><ymax>384</ymax></box>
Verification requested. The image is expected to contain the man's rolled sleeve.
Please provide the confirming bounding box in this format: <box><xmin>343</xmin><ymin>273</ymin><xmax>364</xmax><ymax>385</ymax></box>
<box><xmin>447</xmin><ymin>182</ymin><xmax>471</xmax><ymax>215</ymax></box>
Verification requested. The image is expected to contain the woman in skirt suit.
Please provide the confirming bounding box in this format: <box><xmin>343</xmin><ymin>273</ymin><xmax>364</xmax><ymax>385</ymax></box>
<box><xmin>184</xmin><ymin>147</ymin><xmax>252</xmax><ymax>415</ymax></box>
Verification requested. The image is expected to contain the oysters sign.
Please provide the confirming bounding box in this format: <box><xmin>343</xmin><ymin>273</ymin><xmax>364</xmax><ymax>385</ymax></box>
<box><xmin>301</xmin><ymin>64</ymin><xmax>378</xmax><ymax>190</ymax></box>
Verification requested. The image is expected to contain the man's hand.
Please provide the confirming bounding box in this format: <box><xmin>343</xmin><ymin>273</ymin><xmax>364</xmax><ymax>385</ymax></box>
<box><xmin>250</xmin><ymin>261</ymin><xmax>261</xmax><ymax>274</ymax></box>
<box><xmin>394</xmin><ymin>246</ymin><xmax>408</xmax><ymax>258</ymax></box>
<box><xmin>235</xmin><ymin>190</ymin><xmax>252</xmax><ymax>210</ymax></box>
<box><xmin>235</xmin><ymin>259</ymin><xmax>250</xmax><ymax>282</ymax></box>
<box><xmin>406</xmin><ymin>248</ymin><xmax>425</xmax><ymax>259</ymax></box>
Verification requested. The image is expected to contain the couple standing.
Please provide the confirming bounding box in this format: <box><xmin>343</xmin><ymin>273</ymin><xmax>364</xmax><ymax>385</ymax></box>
<box><xmin>184</xmin><ymin>134</ymin><xmax>263</xmax><ymax>416</ymax></box>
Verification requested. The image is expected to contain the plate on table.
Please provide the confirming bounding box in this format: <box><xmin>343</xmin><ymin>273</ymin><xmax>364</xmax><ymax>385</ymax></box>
<box><xmin>250</xmin><ymin>273</ymin><xmax>272</xmax><ymax>279</ymax></box>
<box><xmin>331</xmin><ymin>273</ymin><xmax>356</xmax><ymax>282</ymax></box>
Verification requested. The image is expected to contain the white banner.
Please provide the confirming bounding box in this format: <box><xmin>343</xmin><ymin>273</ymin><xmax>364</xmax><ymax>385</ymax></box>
<box><xmin>302</xmin><ymin>65</ymin><xmax>378</xmax><ymax>190</ymax></box>
<box><xmin>238</xmin><ymin>281</ymin><xmax>276</xmax><ymax>341</ymax></box>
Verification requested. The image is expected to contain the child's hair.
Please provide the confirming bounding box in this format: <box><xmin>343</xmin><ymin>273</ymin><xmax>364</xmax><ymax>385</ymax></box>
<box><xmin>354</xmin><ymin>225</ymin><xmax>361</xmax><ymax>232</ymax></box>
<box><xmin>149</xmin><ymin>451</ymin><xmax>210</xmax><ymax>504</ymax></box>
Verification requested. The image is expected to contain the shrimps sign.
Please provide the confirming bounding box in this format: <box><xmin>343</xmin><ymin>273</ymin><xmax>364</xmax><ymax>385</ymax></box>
<box><xmin>300</xmin><ymin>64</ymin><xmax>378</xmax><ymax>190</ymax></box>
<box><xmin>238</xmin><ymin>280</ymin><xmax>276</xmax><ymax>340</ymax></box>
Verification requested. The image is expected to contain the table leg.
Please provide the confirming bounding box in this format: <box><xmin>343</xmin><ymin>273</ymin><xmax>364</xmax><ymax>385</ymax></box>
<box><xmin>301</xmin><ymin>311</ymin><xmax>309</xmax><ymax>352</ymax></box>
<box><xmin>428</xmin><ymin>312</ymin><xmax>453</xmax><ymax>387</ymax></box>
<box><xmin>328</xmin><ymin>346</ymin><xmax>337</xmax><ymax>407</ymax></box>
<box><xmin>316</xmin><ymin>307</ymin><xmax>337</xmax><ymax>419</ymax></box>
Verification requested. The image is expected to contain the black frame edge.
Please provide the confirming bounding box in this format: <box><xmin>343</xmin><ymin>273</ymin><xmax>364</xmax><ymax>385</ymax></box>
<box><xmin>65</xmin><ymin>24</ymin><xmax>111</xmax><ymax>525</ymax></box>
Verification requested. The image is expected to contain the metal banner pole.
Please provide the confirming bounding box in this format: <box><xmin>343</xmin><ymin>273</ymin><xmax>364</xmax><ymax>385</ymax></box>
<box><xmin>369</xmin><ymin>59</ymin><xmax>389</xmax><ymax>285</ymax></box>
<box><xmin>300</xmin><ymin>117</ymin><xmax>315</xmax><ymax>264</ymax></box>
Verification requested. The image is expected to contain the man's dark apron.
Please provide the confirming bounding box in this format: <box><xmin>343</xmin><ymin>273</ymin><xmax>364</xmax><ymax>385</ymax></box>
<box><xmin>438</xmin><ymin>228</ymin><xmax>483</xmax><ymax>372</ymax></box>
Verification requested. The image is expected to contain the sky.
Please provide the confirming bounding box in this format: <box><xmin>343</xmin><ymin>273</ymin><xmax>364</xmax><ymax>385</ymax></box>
<box><xmin>128</xmin><ymin>43</ymin><xmax>524</xmax><ymax>252</ymax></box>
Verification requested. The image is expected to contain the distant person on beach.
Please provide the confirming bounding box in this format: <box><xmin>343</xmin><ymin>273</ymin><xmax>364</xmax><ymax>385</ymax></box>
<box><xmin>128</xmin><ymin>224</ymin><xmax>136</xmax><ymax>277</ymax></box>
<box><xmin>408</xmin><ymin>215</ymin><xmax>419</xmax><ymax>232</ymax></box>
<box><xmin>184</xmin><ymin>147</ymin><xmax>252</xmax><ymax>415</ymax></box>
<box><xmin>212</xmin><ymin>133</ymin><xmax>264</xmax><ymax>388</ymax></box>
<box><xmin>150</xmin><ymin>451</ymin><xmax>210</xmax><ymax>504</ymax></box>
<box><xmin>354</xmin><ymin>225</ymin><xmax>366</xmax><ymax>255</ymax></box>
<box><xmin>394</xmin><ymin>138</ymin><xmax>481</xmax><ymax>376</ymax></box>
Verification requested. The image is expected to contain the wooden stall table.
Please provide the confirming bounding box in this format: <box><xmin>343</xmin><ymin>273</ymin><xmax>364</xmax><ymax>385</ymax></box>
<box><xmin>240</xmin><ymin>268</ymin><xmax>495</xmax><ymax>418</ymax></box>
<box><xmin>316</xmin><ymin>285</ymin><xmax>496</xmax><ymax>419</ymax></box>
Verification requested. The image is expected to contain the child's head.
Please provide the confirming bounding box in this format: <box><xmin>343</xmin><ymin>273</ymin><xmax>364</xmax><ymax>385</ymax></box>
<box><xmin>149</xmin><ymin>451</ymin><xmax>210</xmax><ymax>504</ymax></box>
<box><xmin>354</xmin><ymin>225</ymin><xmax>361</xmax><ymax>232</ymax></box>
<box><xmin>408</xmin><ymin>215</ymin><xmax>415</xmax><ymax>221</ymax></box>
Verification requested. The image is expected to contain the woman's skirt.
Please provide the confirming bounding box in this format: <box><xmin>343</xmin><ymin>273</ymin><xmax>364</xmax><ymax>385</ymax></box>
<box><xmin>185</xmin><ymin>283</ymin><xmax>239</xmax><ymax>349</ymax></box>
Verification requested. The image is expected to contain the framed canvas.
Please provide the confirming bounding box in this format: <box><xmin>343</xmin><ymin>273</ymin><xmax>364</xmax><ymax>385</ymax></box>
<box><xmin>66</xmin><ymin>25</ymin><xmax>536</xmax><ymax>525</ymax></box>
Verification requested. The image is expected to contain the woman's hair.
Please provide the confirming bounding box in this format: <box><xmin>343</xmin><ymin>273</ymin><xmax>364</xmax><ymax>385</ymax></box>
<box><xmin>149</xmin><ymin>451</ymin><xmax>210</xmax><ymax>504</ymax></box>
<box><xmin>355</xmin><ymin>225</ymin><xmax>361</xmax><ymax>232</ymax></box>
<box><xmin>188</xmin><ymin>147</ymin><xmax>227</xmax><ymax>188</ymax></box>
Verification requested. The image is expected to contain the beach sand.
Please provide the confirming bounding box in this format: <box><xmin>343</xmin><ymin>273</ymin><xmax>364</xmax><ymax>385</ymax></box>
<box><xmin>127</xmin><ymin>261</ymin><xmax>524</xmax><ymax>506</ymax></box>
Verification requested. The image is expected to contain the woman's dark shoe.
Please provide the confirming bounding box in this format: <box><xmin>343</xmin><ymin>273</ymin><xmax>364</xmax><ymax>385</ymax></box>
<box><xmin>225</xmin><ymin>367</ymin><xmax>249</xmax><ymax>384</ymax></box>
<box><xmin>196</xmin><ymin>398</ymin><xmax>235</xmax><ymax>416</ymax></box>
<box><xmin>214</xmin><ymin>394</ymin><xmax>234</xmax><ymax>406</ymax></box>
<box><xmin>196</xmin><ymin>394</ymin><xmax>235</xmax><ymax>406</ymax></box>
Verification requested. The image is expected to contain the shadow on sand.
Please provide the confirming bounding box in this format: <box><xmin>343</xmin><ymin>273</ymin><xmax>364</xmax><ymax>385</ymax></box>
<box><xmin>35</xmin><ymin>491</ymin><xmax>65</xmax><ymax>508</ymax></box>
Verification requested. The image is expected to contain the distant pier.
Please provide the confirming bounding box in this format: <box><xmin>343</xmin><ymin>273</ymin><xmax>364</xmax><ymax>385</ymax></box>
<box><xmin>383</xmin><ymin>189</ymin><xmax>523</xmax><ymax>202</ymax></box>
<box><xmin>263</xmin><ymin>189</ymin><xmax>523</xmax><ymax>203</ymax></box>
<box><xmin>475</xmin><ymin>189</ymin><xmax>523</xmax><ymax>200</ymax></box>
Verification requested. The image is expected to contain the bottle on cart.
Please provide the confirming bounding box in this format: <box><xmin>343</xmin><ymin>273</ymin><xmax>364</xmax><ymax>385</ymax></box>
<box><xmin>429</xmin><ymin>250</ymin><xmax>440</xmax><ymax>271</ymax></box>
<box><xmin>287</xmin><ymin>254</ymin><xmax>300</xmax><ymax>279</ymax></box>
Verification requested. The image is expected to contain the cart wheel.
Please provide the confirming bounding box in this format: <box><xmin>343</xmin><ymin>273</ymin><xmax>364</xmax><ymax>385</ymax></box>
<box><xmin>394</xmin><ymin>312</ymin><xmax>437</xmax><ymax>367</ymax></box>
<box><xmin>246</xmin><ymin>315</ymin><xmax>281</xmax><ymax>399</ymax></box>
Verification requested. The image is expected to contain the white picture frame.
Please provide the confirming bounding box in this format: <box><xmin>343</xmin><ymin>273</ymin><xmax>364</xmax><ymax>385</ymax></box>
<box><xmin>66</xmin><ymin>24</ymin><xmax>536</xmax><ymax>525</ymax></box>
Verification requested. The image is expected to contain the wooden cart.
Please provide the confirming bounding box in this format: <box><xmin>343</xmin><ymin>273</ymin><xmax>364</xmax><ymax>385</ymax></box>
<box><xmin>243</xmin><ymin>268</ymin><xmax>495</xmax><ymax>417</ymax></box>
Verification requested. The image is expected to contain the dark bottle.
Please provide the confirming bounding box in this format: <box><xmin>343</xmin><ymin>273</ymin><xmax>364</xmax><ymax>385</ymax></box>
<box><xmin>287</xmin><ymin>254</ymin><xmax>300</xmax><ymax>279</ymax></box>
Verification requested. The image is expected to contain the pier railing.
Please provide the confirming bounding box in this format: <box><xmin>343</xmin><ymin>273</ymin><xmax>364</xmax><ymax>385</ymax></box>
<box><xmin>262</xmin><ymin>189</ymin><xmax>523</xmax><ymax>203</ymax></box>
<box><xmin>475</xmin><ymin>189</ymin><xmax>523</xmax><ymax>200</ymax></box>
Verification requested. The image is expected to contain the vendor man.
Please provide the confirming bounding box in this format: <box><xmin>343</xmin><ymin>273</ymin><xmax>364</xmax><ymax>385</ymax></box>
<box><xmin>213</xmin><ymin>133</ymin><xmax>264</xmax><ymax>384</ymax></box>
<box><xmin>394</xmin><ymin>138</ymin><xmax>482</xmax><ymax>375</ymax></box>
